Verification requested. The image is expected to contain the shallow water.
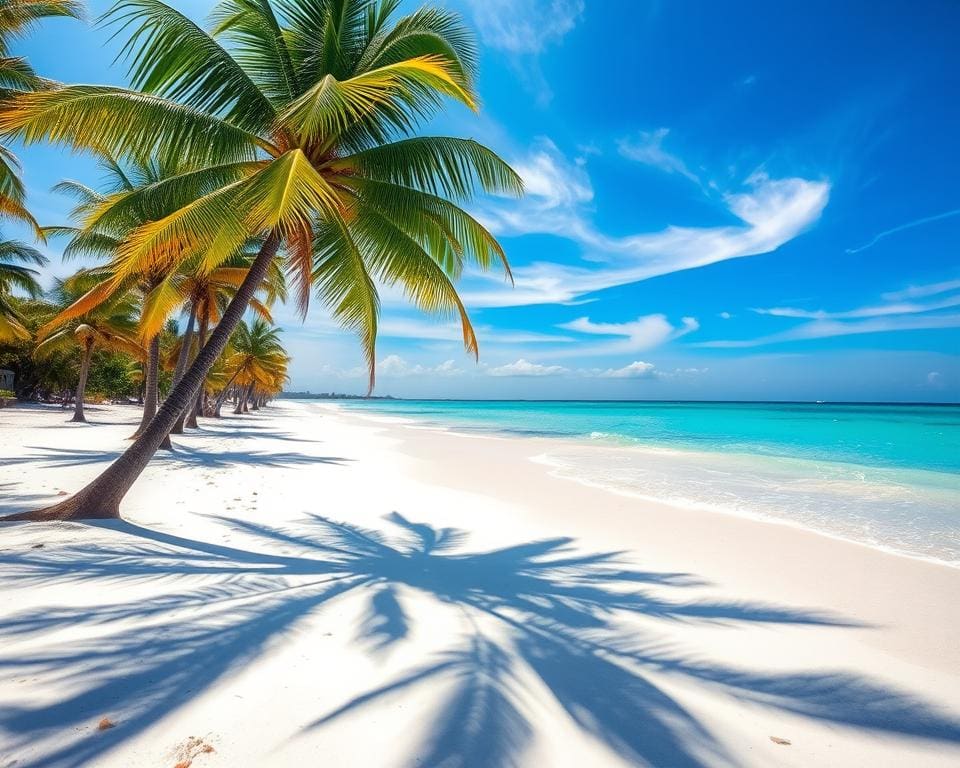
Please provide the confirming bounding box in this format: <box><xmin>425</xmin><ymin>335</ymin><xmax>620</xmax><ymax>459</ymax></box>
<box><xmin>334</xmin><ymin>400</ymin><xmax>960</xmax><ymax>566</ymax></box>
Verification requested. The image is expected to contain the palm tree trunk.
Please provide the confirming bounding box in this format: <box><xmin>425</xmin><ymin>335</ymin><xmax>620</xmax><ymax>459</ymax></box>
<box><xmin>251</xmin><ymin>389</ymin><xmax>260</xmax><ymax>411</ymax></box>
<box><xmin>8</xmin><ymin>233</ymin><xmax>281</xmax><ymax>521</ymax></box>
<box><xmin>131</xmin><ymin>336</ymin><xmax>158</xmax><ymax>435</ymax></box>
<box><xmin>233</xmin><ymin>383</ymin><xmax>251</xmax><ymax>415</ymax></box>
<box><xmin>70</xmin><ymin>339</ymin><xmax>94</xmax><ymax>423</ymax></box>
<box><xmin>185</xmin><ymin>310</ymin><xmax>209</xmax><ymax>429</ymax></box>
<box><xmin>213</xmin><ymin>369</ymin><xmax>241</xmax><ymax>418</ymax></box>
<box><xmin>169</xmin><ymin>301</ymin><xmax>198</xmax><ymax>435</ymax></box>
<box><xmin>130</xmin><ymin>336</ymin><xmax>172</xmax><ymax>448</ymax></box>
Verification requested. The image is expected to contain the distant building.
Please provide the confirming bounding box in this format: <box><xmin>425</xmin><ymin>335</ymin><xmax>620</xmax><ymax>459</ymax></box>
<box><xmin>0</xmin><ymin>369</ymin><xmax>13</xmax><ymax>391</ymax></box>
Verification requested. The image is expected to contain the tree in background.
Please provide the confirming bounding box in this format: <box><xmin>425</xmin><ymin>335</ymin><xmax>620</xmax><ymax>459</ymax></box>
<box><xmin>35</xmin><ymin>273</ymin><xmax>142</xmax><ymax>422</ymax></box>
<box><xmin>2</xmin><ymin>0</ymin><xmax>521</xmax><ymax>520</ymax></box>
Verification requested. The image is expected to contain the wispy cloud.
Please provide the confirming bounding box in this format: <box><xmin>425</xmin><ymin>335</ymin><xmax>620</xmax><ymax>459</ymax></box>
<box><xmin>468</xmin><ymin>142</ymin><xmax>830</xmax><ymax>308</ymax></box>
<box><xmin>462</xmin><ymin>0</ymin><xmax>583</xmax><ymax>53</ymax></box>
<box><xmin>697</xmin><ymin>313</ymin><xmax>960</xmax><ymax>348</ymax></box>
<box><xmin>702</xmin><ymin>279</ymin><xmax>960</xmax><ymax>348</ymax></box>
<box><xmin>460</xmin><ymin>0</ymin><xmax>584</xmax><ymax>104</ymax></box>
<box><xmin>555</xmin><ymin>314</ymin><xmax>698</xmax><ymax>356</ymax></box>
<box><xmin>752</xmin><ymin>293</ymin><xmax>960</xmax><ymax>320</ymax></box>
<box><xmin>617</xmin><ymin>128</ymin><xmax>700</xmax><ymax>185</ymax></box>
<box><xmin>488</xmin><ymin>358</ymin><xmax>569</xmax><ymax>377</ymax></box>
<box><xmin>845</xmin><ymin>208</ymin><xmax>960</xmax><ymax>254</ymax></box>
<box><xmin>379</xmin><ymin>317</ymin><xmax>574</xmax><ymax>345</ymax></box>
<box><xmin>882</xmin><ymin>278</ymin><xmax>960</xmax><ymax>302</ymax></box>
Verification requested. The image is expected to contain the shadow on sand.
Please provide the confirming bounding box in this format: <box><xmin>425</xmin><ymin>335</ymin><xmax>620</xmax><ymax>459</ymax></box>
<box><xmin>1</xmin><ymin>513</ymin><xmax>959</xmax><ymax>767</ymax></box>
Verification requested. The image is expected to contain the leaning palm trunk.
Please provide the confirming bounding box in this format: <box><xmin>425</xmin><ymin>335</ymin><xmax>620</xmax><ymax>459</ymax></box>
<box><xmin>213</xmin><ymin>370</ymin><xmax>241</xmax><ymax>418</ymax></box>
<box><xmin>233</xmin><ymin>383</ymin><xmax>252</xmax><ymax>415</ymax></box>
<box><xmin>169</xmin><ymin>301</ymin><xmax>197</xmax><ymax>435</ymax></box>
<box><xmin>8</xmin><ymin>234</ymin><xmax>281</xmax><ymax>521</ymax></box>
<box><xmin>131</xmin><ymin>336</ymin><xmax>157</xmax><ymax>432</ymax></box>
<box><xmin>185</xmin><ymin>311</ymin><xmax>209</xmax><ymax>429</ymax></box>
<box><xmin>71</xmin><ymin>339</ymin><xmax>94</xmax><ymax>423</ymax></box>
<box><xmin>130</xmin><ymin>336</ymin><xmax>173</xmax><ymax>448</ymax></box>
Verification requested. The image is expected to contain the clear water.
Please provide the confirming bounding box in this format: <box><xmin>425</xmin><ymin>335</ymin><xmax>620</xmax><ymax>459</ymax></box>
<box><xmin>336</xmin><ymin>400</ymin><xmax>960</xmax><ymax>566</ymax></box>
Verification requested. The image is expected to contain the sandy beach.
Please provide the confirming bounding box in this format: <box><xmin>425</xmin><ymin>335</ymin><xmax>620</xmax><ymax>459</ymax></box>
<box><xmin>1</xmin><ymin>400</ymin><xmax>959</xmax><ymax>767</ymax></box>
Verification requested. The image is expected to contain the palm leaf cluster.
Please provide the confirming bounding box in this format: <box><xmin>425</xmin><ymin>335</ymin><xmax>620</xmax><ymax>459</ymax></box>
<box><xmin>0</xmin><ymin>0</ymin><xmax>522</xmax><ymax>391</ymax></box>
<box><xmin>0</xmin><ymin>0</ymin><xmax>81</xmax><ymax>228</ymax></box>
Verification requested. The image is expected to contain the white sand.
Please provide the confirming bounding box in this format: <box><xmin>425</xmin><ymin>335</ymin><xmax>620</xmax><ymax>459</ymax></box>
<box><xmin>1</xmin><ymin>400</ymin><xmax>959</xmax><ymax>768</ymax></box>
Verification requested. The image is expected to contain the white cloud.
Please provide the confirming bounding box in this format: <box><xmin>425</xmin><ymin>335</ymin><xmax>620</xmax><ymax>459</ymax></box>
<box><xmin>377</xmin><ymin>355</ymin><xmax>464</xmax><ymax>377</ymax></box>
<box><xmin>927</xmin><ymin>371</ymin><xmax>943</xmax><ymax>387</ymax></box>
<box><xmin>508</xmin><ymin>137</ymin><xmax>593</xmax><ymax>209</ymax></box>
<box><xmin>462</xmin><ymin>0</ymin><xmax>584</xmax><ymax>53</ymax></box>
<box><xmin>617</xmin><ymin>128</ymin><xmax>700</xmax><ymax>184</ymax></box>
<box><xmin>719</xmin><ymin>311</ymin><xmax>732</xmax><ymax>319</ymax></box>
<box><xmin>488</xmin><ymin>358</ymin><xmax>569</xmax><ymax>377</ymax></box>
<box><xmin>697</xmin><ymin>313</ymin><xmax>960</xmax><ymax>348</ymax></box>
<box><xmin>845</xmin><ymin>208</ymin><xmax>960</xmax><ymax>254</ymax></box>
<box><xmin>467</xmin><ymin>144</ymin><xmax>830</xmax><ymax>307</ymax></box>
<box><xmin>460</xmin><ymin>0</ymin><xmax>583</xmax><ymax>104</ymax></box>
<box><xmin>595</xmin><ymin>361</ymin><xmax>656</xmax><ymax>379</ymax></box>
<box><xmin>379</xmin><ymin>317</ymin><xmax>573</xmax><ymax>345</ymax></box>
<box><xmin>882</xmin><ymin>278</ymin><xmax>960</xmax><ymax>302</ymax></box>
<box><xmin>554</xmin><ymin>314</ymin><xmax>698</xmax><ymax>356</ymax></box>
<box><xmin>752</xmin><ymin>293</ymin><xmax>960</xmax><ymax>320</ymax></box>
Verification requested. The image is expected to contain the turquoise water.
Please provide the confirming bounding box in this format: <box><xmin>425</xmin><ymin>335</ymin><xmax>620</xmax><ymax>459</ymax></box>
<box><xmin>337</xmin><ymin>400</ymin><xmax>960</xmax><ymax>565</ymax></box>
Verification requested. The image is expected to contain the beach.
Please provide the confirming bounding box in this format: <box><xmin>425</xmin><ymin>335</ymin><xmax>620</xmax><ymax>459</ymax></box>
<box><xmin>1</xmin><ymin>400</ymin><xmax>959</xmax><ymax>767</ymax></box>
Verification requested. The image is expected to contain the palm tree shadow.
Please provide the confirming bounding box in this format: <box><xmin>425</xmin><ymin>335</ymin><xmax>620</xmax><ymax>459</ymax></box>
<box><xmin>1</xmin><ymin>512</ymin><xmax>958</xmax><ymax>767</ymax></box>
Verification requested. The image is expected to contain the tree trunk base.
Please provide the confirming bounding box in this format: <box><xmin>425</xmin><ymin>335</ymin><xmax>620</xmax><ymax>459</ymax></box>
<box><xmin>70</xmin><ymin>413</ymin><xmax>86</xmax><ymax>423</ymax></box>
<box><xmin>159</xmin><ymin>433</ymin><xmax>173</xmax><ymax>450</ymax></box>
<box><xmin>3</xmin><ymin>489</ymin><xmax>120</xmax><ymax>521</ymax></box>
<box><xmin>185</xmin><ymin>413</ymin><xmax>199</xmax><ymax>429</ymax></box>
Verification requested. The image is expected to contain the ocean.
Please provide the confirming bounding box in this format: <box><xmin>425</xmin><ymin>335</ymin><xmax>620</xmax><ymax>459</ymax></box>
<box><xmin>336</xmin><ymin>400</ymin><xmax>960</xmax><ymax>567</ymax></box>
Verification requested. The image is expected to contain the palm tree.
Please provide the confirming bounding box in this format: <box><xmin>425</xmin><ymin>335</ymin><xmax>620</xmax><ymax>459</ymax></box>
<box><xmin>36</xmin><ymin>272</ymin><xmax>142</xmax><ymax>422</ymax></box>
<box><xmin>218</xmin><ymin>318</ymin><xmax>288</xmax><ymax>415</ymax></box>
<box><xmin>0</xmin><ymin>236</ymin><xmax>45</xmax><ymax>340</ymax></box>
<box><xmin>1</xmin><ymin>0</ymin><xmax>521</xmax><ymax>521</ymax></box>
<box><xmin>171</xmin><ymin>245</ymin><xmax>286</xmax><ymax>432</ymax></box>
<box><xmin>0</xmin><ymin>0</ymin><xmax>81</xmax><ymax>229</ymax></box>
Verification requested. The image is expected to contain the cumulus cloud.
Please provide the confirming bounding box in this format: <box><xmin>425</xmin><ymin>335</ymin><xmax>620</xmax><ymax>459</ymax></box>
<box><xmin>595</xmin><ymin>361</ymin><xmax>657</xmax><ymax>379</ymax></box>
<box><xmin>488</xmin><ymin>359</ymin><xmax>569</xmax><ymax>377</ymax></box>
<box><xmin>927</xmin><ymin>371</ymin><xmax>943</xmax><ymax>387</ymax></box>
<box><xmin>617</xmin><ymin>128</ymin><xmax>700</xmax><ymax>185</ymax></box>
<box><xmin>377</xmin><ymin>355</ymin><xmax>464</xmax><ymax>377</ymax></box>
<box><xmin>466</xmin><ymin>144</ymin><xmax>830</xmax><ymax>308</ymax></box>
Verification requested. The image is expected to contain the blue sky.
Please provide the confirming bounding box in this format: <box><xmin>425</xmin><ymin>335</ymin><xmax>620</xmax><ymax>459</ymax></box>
<box><xmin>9</xmin><ymin>0</ymin><xmax>960</xmax><ymax>400</ymax></box>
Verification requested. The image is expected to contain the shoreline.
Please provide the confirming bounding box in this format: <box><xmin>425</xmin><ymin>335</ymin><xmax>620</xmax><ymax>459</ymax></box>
<box><xmin>333</xmin><ymin>402</ymin><xmax>960</xmax><ymax>570</ymax></box>
<box><xmin>2</xmin><ymin>400</ymin><xmax>959</xmax><ymax>767</ymax></box>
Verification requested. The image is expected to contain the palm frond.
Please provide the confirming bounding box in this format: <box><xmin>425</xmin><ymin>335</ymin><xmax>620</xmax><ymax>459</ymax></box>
<box><xmin>0</xmin><ymin>86</ymin><xmax>268</xmax><ymax>166</ymax></box>
<box><xmin>103</xmin><ymin>0</ymin><xmax>276</xmax><ymax>131</ymax></box>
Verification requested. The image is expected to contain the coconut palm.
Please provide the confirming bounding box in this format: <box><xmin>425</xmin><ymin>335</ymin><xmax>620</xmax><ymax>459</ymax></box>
<box><xmin>47</xmin><ymin>160</ymin><xmax>287</xmax><ymax>439</ymax></box>
<box><xmin>222</xmin><ymin>318</ymin><xmax>288</xmax><ymax>414</ymax></box>
<box><xmin>0</xmin><ymin>236</ymin><xmax>45</xmax><ymax>340</ymax></box>
<box><xmin>36</xmin><ymin>271</ymin><xmax>142</xmax><ymax>422</ymax></box>
<box><xmin>1</xmin><ymin>0</ymin><xmax>520</xmax><ymax>521</ymax></box>
<box><xmin>0</xmin><ymin>0</ymin><xmax>81</xmax><ymax>229</ymax></box>
<box><xmin>43</xmin><ymin>156</ymin><xmax>191</xmax><ymax>443</ymax></box>
<box><xmin>171</xmin><ymin>244</ymin><xmax>286</xmax><ymax>431</ymax></box>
